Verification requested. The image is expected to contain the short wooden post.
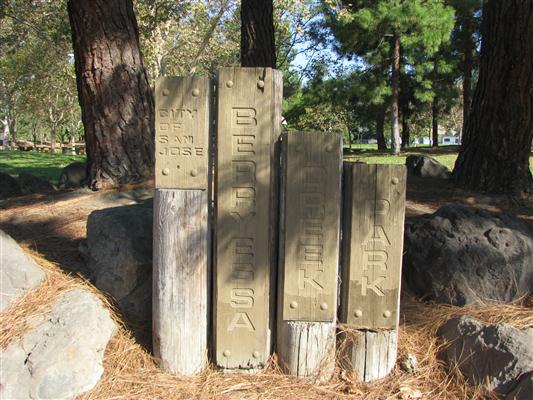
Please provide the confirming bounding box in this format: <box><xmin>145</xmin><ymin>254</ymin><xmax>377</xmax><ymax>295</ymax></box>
<box><xmin>277</xmin><ymin>132</ymin><xmax>342</xmax><ymax>379</ymax></box>
<box><xmin>153</xmin><ymin>76</ymin><xmax>211</xmax><ymax>375</ymax></box>
<box><xmin>214</xmin><ymin>67</ymin><xmax>282</xmax><ymax>370</ymax></box>
<box><xmin>340</xmin><ymin>163</ymin><xmax>406</xmax><ymax>381</ymax></box>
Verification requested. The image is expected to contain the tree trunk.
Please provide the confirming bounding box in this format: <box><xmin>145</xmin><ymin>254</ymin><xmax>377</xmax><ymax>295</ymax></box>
<box><xmin>240</xmin><ymin>0</ymin><xmax>276</xmax><ymax>68</ymax></box>
<box><xmin>50</xmin><ymin>125</ymin><xmax>57</xmax><ymax>153</ymax></box>
<box><xmin>432</xmin><ymin>96</ymin><xmax>439</xmax><ymax>147</ymax></box>
<box><xmin>2</xmin><ymin>115</ymin><xmax>9</xmax><ymax>148</ymax></box>
<box><xmin>68</xmin><ymin>0</ymin><xmax>155</xmax><ymax>190</ymax></box>
<box><xmin>10</xmin><ymin>114</ymin><xmax>17</xmax><ymax>148</ymax></box>
<box><xmin>390</xmin><ymin>34</ymin><xmax>401</xmax><ymax>155</ymax></box>
<box><xmin>401</xmin><ymin>113</ymin><xmax>409</xmax><ymax>149</ymax></box>
<box><xmin>454</xmin><ymin>0</ymin><xmax>533</xmax><ymax>195</ymax></box>
<box><xmin>376</xmin><ymin>107</ymin><xmax>387</xmax><ymax>151</ymax></box>
<box><xmin>461</xmin><ymin>11</ymin><xmax>474</xmax><ymax>144</ymax></box>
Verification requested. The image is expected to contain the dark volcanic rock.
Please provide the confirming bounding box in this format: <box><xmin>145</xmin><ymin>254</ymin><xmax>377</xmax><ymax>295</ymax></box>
<box><xmin>58</xmin><ymin>162</ymin><xmax>87</xmax><ymax>188</ymax></box>
<box><xmin>0</xmin><ymin>172</ymin><xmax>21</xmax><ymax>199</ymax></box>
<box><xmin>18</xmin><ymin>172</ymin><xmax>55</xmax><ymax>194</ymax></box>
<box><xmin>83</xmin><ymin>202</ymin><xmax>152</xmax><ymax>340</ymax></box>
<box><xmin>403</xmin><ymin>204</ymin><xmax>533</xmax><ymax>305</ymax></box>
<box><xmin>405</xmin><ymin>155</ymin><xmax>451</xmax><ymax>179</ymax></box>
<box><xmin>438</xmin><ymin>316</ymin><xmax>533</xmax><ymax>395</ymax></box>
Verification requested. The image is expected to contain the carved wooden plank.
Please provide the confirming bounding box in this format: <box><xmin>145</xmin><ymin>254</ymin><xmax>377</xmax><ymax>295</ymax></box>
<box><xmin>153</xmin><ymin>76</ymin><xmax>211</xmax><ymax>375</ymax></box>
<box><xmin>214</xmin><ymin>67</ymin><xmax>282</xmax><ymax>369</ymax></box>
<box><xmin>277</xmin><ymin>132</ymin><xmax>342</xmax><ymax>378</ymax></box>
<box><xmin>341</xmin><ymin>163</ymin><xmax>406</xmax><ymax>328</ymax></box>
<box><xmin>340</xmin><ymin>162</ymin><xmax>406</xmax><ymax>381</ymax></box>
<box><xmin>155</xmin><ymin>76</ymin><xmax>210</xmax><ymax>189</ymax></box>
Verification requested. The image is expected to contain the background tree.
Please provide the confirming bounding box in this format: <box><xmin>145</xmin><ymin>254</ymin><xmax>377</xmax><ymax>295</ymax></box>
<box><xmin>241</xmin><ymin>0</ymin><xmax>276</xmax><ymax>67</ymax></box>
<box><xmin>453</xmin><ymin>0</ymin><xmax>533</xmax><ymax>195</ymax></box>
<box><xmin>68</xmin><ymin>0</ymin><xmax>155</xmax><ymax>189</ymax></box>
<box><xmin>325</xmin><ymin>0</ymin><xmax>455</xmax><ymax>154</ymax></box>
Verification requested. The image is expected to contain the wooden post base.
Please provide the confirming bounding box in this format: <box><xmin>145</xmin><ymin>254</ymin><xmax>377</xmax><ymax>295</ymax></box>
<box><xmin>277</xmin><ymin>321</ymin><xmax>336</xmax><ymax>380</ymax></box>
<box><xmin>338</xmin><ymin>327</ymin><xmax>397</xmax><ymax>382</ymax></box>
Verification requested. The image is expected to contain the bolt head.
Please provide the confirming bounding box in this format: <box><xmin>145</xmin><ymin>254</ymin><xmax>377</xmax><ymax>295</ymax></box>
<box><xmin>320</xmin><ymin>303</ymin><xmax>328</xmax><ymax>311</ymax></box>
<box><xmin>162</xmin><ymin>89</ymin><xmax>170</xmax><ymax>96</ymax></box>
<box><xmin>162</xmin><ymin>168</ymin><xmax>170</xmax><ymax>176</ymax></box>
<box><xmin>383</xmin><ymin>310</ymin><xmax>392</xmax><ymax>318</ymax></box>
<box><xmin>326</xmin><ymin>144</ymin><xmax>333</xmax><ymax>152</ymax></box>
<box><xmin>223</xmin><ymin>350</ymin><xmax>231</xmax><ymax>357</ymax></box>
<box><xmin>252</xmin><ymin>351</ymin><xmax>260</xmax><ymax>358</ymax></box>
<box><xmin>192</xmin><ymin>88</ymin><xmax>200</xmax><ymax>97</ymax></box>
<box><xmin>190</xmin><ymin>169</ymin><xmax>198</xmax><ymax>177</ymax></box>
<box><xmin>257</xmin><ymin>80</ymin><xmax>265</xmax><ymax>89</ymax></box>
<box><xmin>354</xmin><ymin>310</ymin><xmax>363</xmax><ymax>318</ymax></box>
<box><xmin>289</xmin><ymin>301</ymin><xmax>298</xmax><ymax>309</ymax></box>
<box><xmin>391</xmin><ymin>177</ymin><xmax>399</xmax><ymax>185</ymax></box>
<box><xmin>226</xmin><ymin>80</ymin><xmax>234</xmax><ymax>88</ymax></box>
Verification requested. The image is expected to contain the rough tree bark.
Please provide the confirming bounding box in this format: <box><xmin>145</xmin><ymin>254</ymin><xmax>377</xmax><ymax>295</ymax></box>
<box><xmin>401</xmin><ymin>113</ymin><xmax>410</xmax><ymax>149</ymax></box>
<box><xmin>68</xmin><ymin>0</ymin><xmax>154</xmax><ymax>190</ymax></box>
<box><xmin>390</xmin><ymin>34</ymin><xmax>401</xmax><ymax>155</ymax></box>
<box><xmin>376</xmin><ymin>107</ymin><xmax>387</xmax><ymax>151</ymax></box>
<box><xmin>241</xmin><ymin>0</ymin><xmax>276</xmax><ymax>68</ymax></box>
<box><xmin>453</xmin><ymin>0</ymin><xmax>533</xmax><ymax>195</ymax></box>
<box><xmin>461</xmin><ymin>10</ymin><xmax>474</xmax><ymax>143</ymax></box>
<box><xmin>432</xmin><ymin>99</ymin><xmax>439</xmax><ymax>147</ymax></box>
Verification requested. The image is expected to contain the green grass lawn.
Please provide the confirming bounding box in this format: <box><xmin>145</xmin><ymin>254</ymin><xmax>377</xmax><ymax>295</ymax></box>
<box><xmin>344</xmin><ymin>145</ymin><xmax>460</xmax><ymax>170</ymax></box>
<box><xmin>0</xmin><ymin>150</ymin><xmax>86</xmax><ymax>185</ymax></box>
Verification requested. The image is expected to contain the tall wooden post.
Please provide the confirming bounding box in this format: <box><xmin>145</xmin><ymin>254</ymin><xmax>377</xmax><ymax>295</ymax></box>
<box><xmin>214</xmin><ymin>67</ymin><xmax>282</xmax><ymax>370</ymax></box>
<box><xmin>153</xmin><ymin>76</ymin><xmax>212</xmax><ymax>375</ymax></box>
<box><xmin>277</xmin><ymin>132</ymin><xmax>342</xmax><ymax>379</ymax></box>
<box><xmin>340</xmin><ymin>163</ymin><xmax>406</xmax><ymax>381</ymax></box>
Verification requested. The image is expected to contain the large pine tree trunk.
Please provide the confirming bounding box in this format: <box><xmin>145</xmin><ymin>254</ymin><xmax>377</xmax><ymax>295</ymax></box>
<box><xmin>432</xmin><ymin>96</ymin><xmax>439</xmax><ymax>147</ymax></box>
<box><xmin>68</xmin><ymin>0</ymin><xmax>154</xmax><ymax>190</ymax></box>
<box><xmin>241</xmin><ymin>0</ymin><xmax>276</xmax><ymax>68</ymax></box>
<box><xmin>454</xmin><ymin>0</ymin><xmax>533</xmax><ymax>194</ymax></box>
<box><xmin>376</xmin><ymin>107</ymin><xmax>387</xmax><ymax>151</ymax></box>
<box><xmin>401</xmin><ymin>113</ymin><xmax>409</xmax><ymax>149</ymax></box>
<box><xmin>461</xmin><ymin>11</ymin><xmax>474</xmax><ymax>143</ymax></box>
<box><xmin>390</xmin><ymin>34</ymin><xmax>401</xmax><ymax>155</ymax></box>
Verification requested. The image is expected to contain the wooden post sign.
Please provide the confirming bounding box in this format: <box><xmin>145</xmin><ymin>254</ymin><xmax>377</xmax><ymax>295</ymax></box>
<box><xmin>340</xmin><ymin>162</ymin><xmax>406</xmax><ymax>381</ymax></box>
<box><xmin>277</xmin><ymin>132</ymin><xmax>342</xmax><ymax>378</ymax></box>
<box><xmin>153</xmin><ymin>76</ymin><xmax>211</xmax><ymax>375</ymax></box>
<box><xmin>214</xmin><ymin>67</ymin><xmax>282</xmax><ymax>369</ymax></box>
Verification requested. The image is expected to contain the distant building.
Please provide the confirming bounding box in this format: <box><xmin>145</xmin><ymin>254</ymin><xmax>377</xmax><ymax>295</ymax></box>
<box><xmin>441</xmin><ymin>135</ymin><xmax>461</xmax><ymax>145</ymax></box>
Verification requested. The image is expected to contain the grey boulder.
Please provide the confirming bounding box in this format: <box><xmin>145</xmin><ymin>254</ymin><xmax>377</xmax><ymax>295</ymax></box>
<box><xmin>0</xmin><ymin>289</ymin><xmax>116</xmax><ymax>399</ymax></box>
<box><xmin>18</xmin><ymin>172</ymin><xmax>55</xmax><ymax>194</ymax></box>
<box><xmin>0</xmin><ymin>172</ymin><xmax>22</xmax><ymax>199</ymax></box>
<box><xmin>58</xmin><ymin>162</ymin><xmax>87</xmax><ymax>188</ymax></box>
<box><xmin>438</xmin><ymin>316</ymin><xmax>533</xmax><ymax>396</ymax></box>
<box><xmin>83</xmin><ymin>202</ymin><xmax>152</xmax><ymax>339</ymax></box>
<box><xmin>403</xmin><ymin>204</ymin><xmax>533</xmax><ymax>305</ymax></box>
<box><xmin>0</xmin><ymin>230</ymin><xmax>45</xmax><ymax>311</ymax></box>
<box><xmin>405</xmin><ymin>155</ymin><xmax>451</xmax><ymax>179</ymax></box>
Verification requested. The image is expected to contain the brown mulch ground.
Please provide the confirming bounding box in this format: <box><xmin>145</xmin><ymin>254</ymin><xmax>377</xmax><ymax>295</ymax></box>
<box><xmin>0</xmin><ymin>179</ymin><xmax>532</xmax><ymax>399</ymax></box>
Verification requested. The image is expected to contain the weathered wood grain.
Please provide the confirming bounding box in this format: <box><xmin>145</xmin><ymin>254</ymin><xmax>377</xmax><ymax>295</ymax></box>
<box><xmin>277</xmin><ymin>132</ymin><xmax>342</xmax><ymax>378</ymax></box>
<box><xmin>341</xmin><ymin>163</ymin><xmax>406</xmax><ymax>329</ymax></box>
<box><xmin>153</xmin><ymin>189</ymin><xmax>210</xmax><ymax>374</ymax></box>
<box><xmin>339</xmin><ymin>328</ymin><xmax>398</xmax><ymax>382</ymax></box>
<box><xmin>214</xmin><ymin>67</ymin><xmax>283</xmax><ymax>369</ymax></box>
<box><xmin>155</xmin><ymin>76</ymin><xmax>210</xmax><ymax>189</ymax></box>
<box><xmin>339</xmin><ymin>162</ymin><xmax>406</xmax><ymax>381</ymax></box>
<box><xmin>153</xmin><ymin>75</ymin><xmax>211</xmax><ymax>375</ymax></box>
